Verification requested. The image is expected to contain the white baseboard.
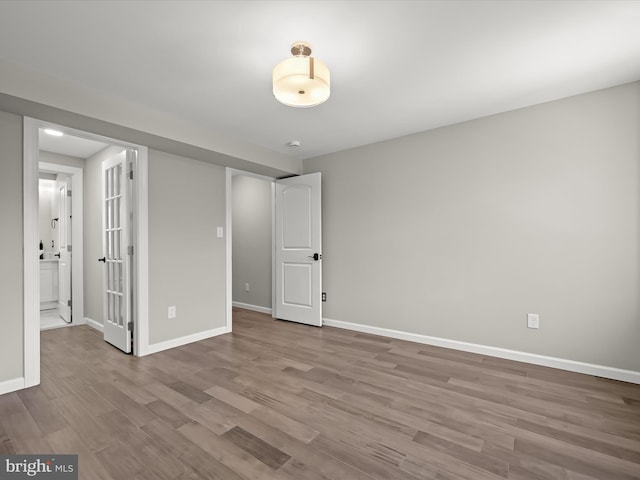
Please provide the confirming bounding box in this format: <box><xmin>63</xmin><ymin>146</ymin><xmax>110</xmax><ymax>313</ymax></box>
<box><xmin>85</xmin><ymin>317</ymin><xmax>103</xmax><ymax>332</ymax></box>
<box><xmin>233</xmin><ymin>302</ymin><xmax>272</xmax><ymax>315</ymax></box>
<box><xmin>0</xmin><ymin>377</ymin><xmax>25</xmax><ymax>396</ymax></box>
<box><xmin>323</xmin><ymin>318</ymin><xmax>640</xmax><ymax>385</ymax></box>
<box><xmin>145</xmin><ymin>326</ymin><xmax>231</xmax><ymax>355</ymax></box>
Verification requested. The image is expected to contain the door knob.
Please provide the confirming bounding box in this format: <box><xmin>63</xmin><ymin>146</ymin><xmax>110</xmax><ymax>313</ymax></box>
<box><xmin>307</xmin><ymin>253</ymin><xmax>322</xmax><ymax>261</ymax></box>
<box><xmin>98</xmin><ymin>257</ymin><xmax>106</xmax><ymax>263</ymax></box>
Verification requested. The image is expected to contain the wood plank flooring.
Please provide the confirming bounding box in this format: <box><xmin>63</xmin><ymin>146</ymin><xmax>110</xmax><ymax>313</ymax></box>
<box><xmin>1</xmin><ymin>307</ymin><xmax>639</xmax><ymax>479</ymax></box>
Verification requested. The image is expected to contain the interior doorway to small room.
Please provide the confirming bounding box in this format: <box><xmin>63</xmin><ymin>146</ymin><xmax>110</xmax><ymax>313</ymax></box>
<box><xmin>24</xmin><ymin>117</ymin><xmax>149</xmax><ymax>389</ymax></box>
<box><xmin>38</xmin><ymin>169</ymin><xmax>73</xmax><ymax>330</ymax></box>
<box><xmin>38</xmin><ymin>130</ymin><xmax>108</xmax><ymax>331</ymax></box>
<box><xmin>230</xmin><ymin>172</ymin><xmax>275</xmax><ymax>316</ymax></box>
<box><xmin>226</xmin><ymin>169</ymin><xmax>323</xmax><ymax>329</ymax></box>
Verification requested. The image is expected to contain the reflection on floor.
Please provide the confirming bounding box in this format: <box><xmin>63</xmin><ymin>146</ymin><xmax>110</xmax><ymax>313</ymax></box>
<box><xmin>40</xmin><ymin>307</ymin><xmax>71</xmax><ymax>330</ymax></box>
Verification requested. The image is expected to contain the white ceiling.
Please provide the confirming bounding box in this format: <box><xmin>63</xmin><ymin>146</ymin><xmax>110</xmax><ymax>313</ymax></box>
<box><xmin>1</xmin><ymin>1</ymin><xmax>640</xmax><ymax>161</ymax></box>
<box><xmin>39</xmin><ymin>129</ymin><xmax>109</xmax><ymax>159</ymax></box>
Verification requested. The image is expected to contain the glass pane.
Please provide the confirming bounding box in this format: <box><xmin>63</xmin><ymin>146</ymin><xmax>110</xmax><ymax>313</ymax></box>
<box><xmin>108</xmin><ymin>167</ymin><xmax>114</xmax><ymax>198</ymax></box>
<box><xmin>115</xmin><ymin>294</ymin><xmax>120</xmax><ymax>326</ymax></box>
<box><xmin>119</xmin><ymin>293</ymin><xmax>124</xmax><ymax>327</ymax></box>
<box><xmin>105</xmin><ymin>168</ymin><xmax>109</xmax><ymax>199</ymax></box>
<box><xmin>115</xmin><ymin>164</ymin><xmax>122</xmax><ymax>196</ymax></box>
<box><xmin>115</xmin><ymin>197</ymin><xmax>120</xmax><ymax>228</ymax></box>
<box><xmin>107</xmin><ymin>199</ymin><xmax>112</xmax><ymax>229</ymax></box>
<box><xmin>115</xmin><ymin>262</ymin><xmax>121</xmax><ymax>293</ymax></box>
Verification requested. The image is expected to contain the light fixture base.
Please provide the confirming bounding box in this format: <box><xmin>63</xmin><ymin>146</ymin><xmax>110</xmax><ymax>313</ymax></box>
<box><xmin>291</xmin><ymin>42</ymin><xmax>312</xmax><ymax>57</ymax></box>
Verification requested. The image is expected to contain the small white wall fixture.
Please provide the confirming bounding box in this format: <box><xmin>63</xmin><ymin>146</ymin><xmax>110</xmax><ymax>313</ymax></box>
<box><xmin>23</xmin><ymin>117</ymin><xmax>150</xmax><ymax>390</ymax></box>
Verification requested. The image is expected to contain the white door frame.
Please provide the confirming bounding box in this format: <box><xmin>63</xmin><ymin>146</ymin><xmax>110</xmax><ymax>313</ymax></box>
<box><xmin>225</xmin><ymin>168</ymin><xmax>276</xmax><ymax>331</ymax></box>
<box><xmin>39</xmin><ymin>161</ymin><xmax>84</xmax><ymax>326</ymax></box>
<box><xmin>23</xmin><ymin>117</ymin><xmax>150</xmax><ymax>388</ymax></box>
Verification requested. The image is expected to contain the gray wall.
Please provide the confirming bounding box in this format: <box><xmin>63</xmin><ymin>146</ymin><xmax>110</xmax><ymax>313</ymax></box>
<box><xmin>148</xmin><ymin>150</ymin><xmax>227</xmax><ymax>344</ymax></box>
<box><xmin>232</xmin><ymin>175</ymin><xmax>272</xmax><ymax>309</ymax></box>
<box><xmin>0</xmin><ymin>110</ymin><xmax>23</xmax><ymax>382</ymax></box>
<box><xmin>84</xmin><ymin>146</ymin><xmax>125</xmax><ymax>324</ymax></box>
<box><xmin>304</xmin><ymin>81</ymin><xmax>640</xmax><ymax>372</ymax></box>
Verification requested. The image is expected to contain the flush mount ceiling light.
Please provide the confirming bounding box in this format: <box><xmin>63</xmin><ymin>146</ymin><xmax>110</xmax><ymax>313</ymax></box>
<box><xmin>44</xmin><ymin>128</ymin><xmax>64</xmax><ymax>137</ymax></box>
<box><xmin>273</xmin><ymin>41</ymin><xmax>330</xmax><ymax>108</ymax></box>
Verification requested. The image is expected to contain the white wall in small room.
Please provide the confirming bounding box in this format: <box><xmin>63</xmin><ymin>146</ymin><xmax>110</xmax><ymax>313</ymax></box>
<box><xmin>304</xmin><ymin>81</ymin><xmax>640</xmax><ymax>373</ymax></box>
<box><xmin>39</xmin><ymin>151</ymin><xmax>86</xmax><ymax>257</ymax></box>
<box><xmin>38</xmin><ymin>180</ymin><xmax>55</xmax><ymax>254</ymax></box>
<box><xmin>232</xmin><ymin>175</ymin><xmax>272</xmax><ymax>310</ymax></box>
<box><xmin>38</xmin><ymin>174</ymin><xmax>72</xmax><ymax>256</ymax></box>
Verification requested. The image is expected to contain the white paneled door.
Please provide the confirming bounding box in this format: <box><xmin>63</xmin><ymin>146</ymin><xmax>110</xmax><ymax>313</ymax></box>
<box><xmin>101</xmin><ymin>150</ymin><xmax>132</xmax><ymax>353</ymax></box>
<box><xmin>274</xmin><ymin>173</ymin><xmax>322</xmax><ymax>327</ymax></box>
<box><xmin>57</xmin><ymin>177</ymin><xmax>72</xmax><ymax>322</ymax></box>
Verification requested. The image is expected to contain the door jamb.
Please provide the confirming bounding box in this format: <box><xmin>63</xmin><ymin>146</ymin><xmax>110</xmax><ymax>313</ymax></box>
<box><xmin>225</xmin><ymin>168</ymin><xmax>276</xmax><ymax>331</ymax></box>
<box><xmin>23</xmin><ymin>117</ymin><xmax>149</xmax><ymax>388</ymax></box>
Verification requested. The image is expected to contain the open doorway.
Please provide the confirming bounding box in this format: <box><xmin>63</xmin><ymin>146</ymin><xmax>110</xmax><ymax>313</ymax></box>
<box><xmin>38</xmin><ymin>170</ymin><xmax>74</xmax><ymax>330</ymax></box>
<box><xmin>23</xmin><ymin>117</ymin><xmax>150</xmax><ymax>389</ymax></box>
<box><xmin>225</xmin><ymin>169</ymin><xmax>275</xmax><ymax>329</ymax></box>
<box><xmin>231</xmin><ymin>173</ymin><xmax>274</xmax><ymax>314</ymax></box>
<box><xmin>225</xmin><ymin>169</ymin><xmax>323</xmax><ymax>328</ymax></box>
<box><xmin>37</xmin><ymin>131</ymin><xmax>106</xmax><ymax>331</ymax></box>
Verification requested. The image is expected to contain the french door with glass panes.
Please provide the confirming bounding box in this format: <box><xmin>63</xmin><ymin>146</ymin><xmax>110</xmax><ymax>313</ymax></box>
<box><xmin>101</xmin><ymin>150</ymin><xmax>133</xmax><ymax>353</ymax></box>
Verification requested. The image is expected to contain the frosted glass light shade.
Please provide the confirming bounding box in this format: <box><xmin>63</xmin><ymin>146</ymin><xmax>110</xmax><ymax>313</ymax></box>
<box><xmin>273</xmin><ymin>54</ymin><xmax>330</xmax><ymax>108</ymax></box>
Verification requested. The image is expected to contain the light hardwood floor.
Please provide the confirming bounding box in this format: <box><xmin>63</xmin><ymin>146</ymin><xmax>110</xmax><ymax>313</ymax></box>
<box><xmin>1</xmin><ymin>308</ymin><xmax>639</xmax><ymax>479</ymax></box>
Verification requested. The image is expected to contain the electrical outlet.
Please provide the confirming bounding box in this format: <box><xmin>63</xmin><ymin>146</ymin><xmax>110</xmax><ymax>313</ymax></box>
<box><xmin>244</xmin><ymin>283</ymin><xmax>250</xmax><ymax>292</ymax></box>
<box><xmin>168</xmin><ymin>305</ymin><xmax>176</xmax><ymax>319</ymax></box>
<box><xmin>527</xmin><ymin>313</ymin><xmax>539</xmax><ymax>329</ymax></box>
<box><xmin>217</xmin><ymin>227</ymin><xmax>223</xmax><ymax>238</ymax></box>
<box><xmin>322</xmin><ymin>292</ymin><xmax>326</xmax><ymax>302</ymax></box>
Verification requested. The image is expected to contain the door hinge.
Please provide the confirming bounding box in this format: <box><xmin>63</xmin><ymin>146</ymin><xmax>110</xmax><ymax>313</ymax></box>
<box><xmin>128</xmin><ymin>321</ymin><xmax>134</xmax><ymax>331</ymax></box>
<box><xmin>67</xmin><ymin>245</ymin><xmax>72</xmax><ymax>252</ymax></box>
<box><xmin>67</xmin><ymin>189</ymin><xmax>72</xmax><ymax>197</ymax></box>
<box><xmin>129</xmin><ymin>167</ymin><xmax>134</xmax><ymax>180</ymax></box>
<box><xmin>128</xmin><ymin>245</ymin><xmax>134</xmax><ymax>255</ymax></box>
<box><xmin>67</xmin><ymin>299</ymin><xmax>72</xmax><ymax>307</ymax></box>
